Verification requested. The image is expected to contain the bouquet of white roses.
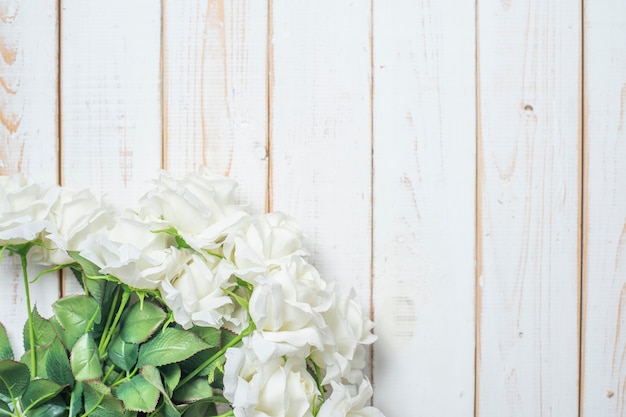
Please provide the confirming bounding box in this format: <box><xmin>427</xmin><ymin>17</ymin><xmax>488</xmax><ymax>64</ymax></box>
<box><xmin>0</xmin><ymin>169</ymin><xmax>384</xmax><ymax>417</ymax></box>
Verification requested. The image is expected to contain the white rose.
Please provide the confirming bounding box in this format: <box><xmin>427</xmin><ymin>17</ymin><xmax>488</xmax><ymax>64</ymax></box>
<box><xmin>247</xmin><ymin>257</ymin><xmax>330</xmax><ymax>361</ymax></box>
<box><xmin>0</xmin><ymin>173</ymin><xmax>59</xmax><ymax>246</ymax></box>
<box><xmin>223</xmin><ymin>212</ymin><xmax>308</xmax><ymax>283</ymax></box>
<box><xmin>317</xmin><ymin>379</ymin><xmax>384</xmax><ymax>417</ymax></box>
<box><xmin>311</xmin><ymin>288</ymin><xmax>377</xmax><ymax>385</ymax></box>
<box><xmin>78</xmin><ymin>214</ymin><xmax>173</xmax><ymax>289</ymax></box>
<box><xmin>159</xmin><ymin>250</ymin><xmax>236</xmax><ymax>329</ymax></box>
<box><xmin>224</xmin><ymin>341</ymin><xmax>319</xmax><ymax>417</ymax></box>
<box><xmin>39</xmin><ymin>187</ymin><xmax>112</xmax><ymax>265</ymax></box>
<box><xmin>138</xmin><ymin>169</ymin><xmax>249</xmax><ymax>251</ymax></box>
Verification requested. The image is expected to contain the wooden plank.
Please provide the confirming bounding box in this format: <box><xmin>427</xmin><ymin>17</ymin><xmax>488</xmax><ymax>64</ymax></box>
<box><xmin>0</xmin><ymin>0</ymin><xmax>59</xmax><ymax>354</ymax></box>
<box><xmin>582</xmin><ymin>2</ymin><xmax>626</xmax><ymax>415</ymax></box>
<box><xmin>269</xmin><ymin>0</ymin><xmax>372</xmax><ymax>321</ymax></box>
<box><xmin>163</xmin><ymin>0</ymin><xmax>268</xmax><ymax>213</ymax></box>
<box><xmin>60</xmin><ymin>0</ymin><xmax>162</xmax><ymax>294</ymax></box>
<box><xmin>476</xmin><ymin>1</ymin><xmax>581</xmax><ymax>416</ymax></box>
<box><xmin>371</xmin><ymin>1</ymin><xmax>476</xmax><ymax>415</ymax></box>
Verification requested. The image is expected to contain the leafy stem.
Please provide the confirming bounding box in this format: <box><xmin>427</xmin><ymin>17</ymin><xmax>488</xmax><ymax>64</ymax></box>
<box><xmin>78</xmin><ymin>393</ymin><xmax>105</xmax><ymax>417</ymax></box>
<box><xmin>110</xmin><ymin>367</ymin><xmax>138</xmax><ymax>387</ymax></box>
<box><xmin>98</xmin><ymin>286</ymin><xmax>122</xmax><ymax>358</ymax></box>
<box><xmin>30</xmin><ymin>262</ymin><xmax>76</xmax><ymax>284</ymax></box>
<box><xmin>177</xmin><ymin>323</ymin><xmax>255</xmax><ymax>389</ymax></box>
<box><xmin>20</xmin><ymin>254</ymin><xmax>36</xmax><ymax>379</ymax></box>
<box><xmin>98</xmin><ymin>290</ymin><xmax>130</xmax><ymax>358</ymax></box>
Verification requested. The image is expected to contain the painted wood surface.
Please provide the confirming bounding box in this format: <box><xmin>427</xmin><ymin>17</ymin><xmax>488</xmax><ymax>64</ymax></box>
<box><xmin>476</xmin><ymin>1</ymin><xmax>581</xmax><ymax>415</ymax></box>
<box><xmin>163</xmin><ymin>0</ymin><xmax>268</xmax><ymax>212</ymax></box>
<box><xmin>372</xmin><ymin>1</ymin><xmax>476</xmax><ymax>416</ymax></box>
<box><xmin>1</xmin><ymin>1</ymin><xmax>625</xmax><ymax>416</ymax></box>
<box><xmin>269</xmin><ymin>0</ymin><xmax>373</xmax><ymax>308</ymax></box>
<box><xmin>0</xmin><ymin>0</ymin><xmax>60</xmax><ymax>354</ymax></box>
<box><xmin>582</xmin><ymin>1</ymin><xmax>626</xmax><ymax>415</ymax></box>
<box><xmin>59</xmin><ymin>0</ymin><xmax>162</xmax><ymax>294</ymax></box>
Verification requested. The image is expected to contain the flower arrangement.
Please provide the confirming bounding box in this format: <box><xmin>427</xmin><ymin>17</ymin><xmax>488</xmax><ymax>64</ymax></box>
<box><xmin>0</xmin><ymin>169</ymin><xmax>384</xmax><ymax>417</ymax></box>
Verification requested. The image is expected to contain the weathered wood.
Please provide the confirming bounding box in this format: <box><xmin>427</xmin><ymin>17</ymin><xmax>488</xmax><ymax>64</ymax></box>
<box><xmin>0</xmin><ymin>0</ymin><xmax>59</xmax><ymax>354</ymax></box>
<box><xmin>60</xmin><ymin>0</ymin><xmax>162</xmax><ymax>294</ymax></box>
<box><xmin>372</xmin><ymin>1</ymin><xmax>476</xmax><ymax>415</ymax></box>
<box><xmin>163</xmin><ymin>0</ymin><xmax>268</xmax><ymax>213</ymax></box>
<box><xmin>269</xmin><ymin>1</ymin><xmax>372</xmax><ymax>309</ymax></box>
<box><xmin>582</xmin><ymin>1</ymin><xmax>626</xmax><ymax>415</ymax></box>
<box><xmin>476</xmin><ymin>1</ymin><xmax>581</xmax><ymax>415</ymax></box>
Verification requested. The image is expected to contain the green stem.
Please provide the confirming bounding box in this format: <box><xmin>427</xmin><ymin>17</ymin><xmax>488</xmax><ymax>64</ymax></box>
<box><xmin>30</xmin><ymin>262</ymin><xmax>77</xmax><ymax>284</ymax></box>
<box><xmin>178</xmin><ymin>324</ymin><xmax>254</xmax><ymax>389</ymax></box>
<box><xmin>312</xmin><ymin>360</ymin><xmax>324</xmax><ymax>398</ymax></box>
<box><xmin>102</xmin><ymin>363</ymin><xmax>116</xmax><ymax>385</ymax></box>
<box><xmin>79</xmin><ymin>394</ymin><xmax>104</xmax><ymax>417</ymax></box>
<box><xmin>20</xmin><ymin>254</ymin><xmax>36</xmax><ymax>379</ymax></box>
<box><xmin>98</xmin><ymin>286</ymin><xmax>121</xmax><ymax>358</ymax></box>
<box><xmin>214</xmin><ymin>410</ymin><xmax>234</xmax><ymax>417</ymax></box>
<box><xmin>98</xmin><ymin>290</ymin><xmax>129</xmax><ymax>357</ymax></box>
<box><xmin>0</xmin><ymin>408</ymin><xmax>16</xmax><ymax>417</ymax></box>
<box><xmin>111</xmin><ymin>367</ymin><xmax>138</xmax><ymax>387</ymax></box>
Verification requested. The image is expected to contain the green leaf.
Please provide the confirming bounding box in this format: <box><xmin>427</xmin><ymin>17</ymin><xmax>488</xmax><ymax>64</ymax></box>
<box><xmin>84</xmin><ymin>381</ymin><xmax>124</xmax><ymax>417</ymax></box>
<box><xmin>179</xmin><ymin>348</ymin><xmax>219</xmax><ymax>378</ymax></box>
<box><xmin>45</xmin><ymin>338</ymin><xmax>74</xmax><ymax>389</ymax></box>
<box><xmin>20</xmin><ymin>347</ymin><xmax>48</xmax><ymax>378</ymax></box>
<box><xmin>141</xmin><ymin>365</ymin><xmax>180</xmax><ymax>417</ymax></box>
<box><xmin>20</xmin><ymin>338</ymin><xmax>72</xmax><ymax>385</ymax></box>
<box><xmin>159</xmin><ymin>364</ymin><xmax>181</xmax><ymax>395</ymax></box>
<box><xmin>205</xmin><ymin>355</ymin><xmax>226</xmax><ymax>385</ymax></box>
<box><xmin>0</xmin><ymin>324</ymin><xmax>13</xmax><ymax>361</ymax></box>
<box><xmin>0</xmin><ymin>401</ymin><xmax>10</xmax><ymax>413</ymax></box>
<box><xmin>116</xmin><ymin>375</ymin><xmax>160</xmax><ymax>413</ymax></box>
<box><xmin>70</xmin><ymin>334</ymin><xmax>102</xmax><ymax>381</ymax></box>
<box><xmin>27</xmin><ymin>401</ymin><xmax>68</xmax><ymax>417</ymax></box>
<box><xmin>20</xmin><ymin>378</ymin><xmax>64</xmax><ymax>410</ymax></box>
<box><xmin>68</xmin><ymin>381</ymin><xmax>83</xmax><ymax>417</ymax></box>
<box><xmin>137</xmin><ymin>328</ymin><xmax>209</xmax><ymax>369</ymax></box>
<box><xmin>53</xmin><ymin>295</ymin><xmax>101</xmax><ymax>349</ymax></box>
<box><xmin>69</xmin><ymin>251</ymin><xmax>106</xmax><ymax>279</ymax></box>
<box><xmin>140</xmin><ymin>365</ymin><xmax>165</xmax><ymax>392</ymax></box>
<box><xmin>23</xmin><ymin>394</ymin><xmax>67</xmax><ymax>417</ymax></box>
<box><xmin>0</xmin><ymin>359</ymin><xmax>30</xmax><ymax>399</ymax></box>
<box><xmin>120</xmin><ymin>301</ymin><xmax>166</xmax><ymax>344</ymax></box>
<box><xmin>107</xmin><ymin>335</ymin><xmax>138</xmax><ymax>373</ymax></box>
<box><xmin>23</xmin><ymin>306</ymin><xmax>56</xmax><ymax>351</ymax></box>
<box><xmin>179</xmin><ymin>401</ymin><xmax>217</xmax><ymax>417</ymax></box>
<box><xmin>49</xmin><ymin>316</ymin><xmax>72</xmax><ymax>350</ymax></box>
<box><xmin>172</xmin><ymin>377</ymin><xmax>212</xmax><ymax>404</ymax></box>
<box><xmin>189</xmin><ymin>327</ymin><xmax>220</xmax><ymax>348</ymax></box>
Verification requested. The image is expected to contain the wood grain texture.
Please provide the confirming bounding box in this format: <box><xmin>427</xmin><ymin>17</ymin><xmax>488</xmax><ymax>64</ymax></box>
<box><xmin>0</xmin><ymin>0</ymin><xmax>59</xmax><ymax>353</ymax></box>
<box><xmin>476</xmin><ymin>1</ymin><xmax>581</xmax><ymax>416</ymax></box>
<box><xmin>269</xmin><ymin>0</ymin><xmax>372</xmax><ymax>309</ymax></box>
<box><xmin>372</xmin><ymin>1</ymin><xmax>476</xmax><ymax>415</ymax></box>
<box><xmin>163</xmin><ymin>0</ymin><xmax>268</xmax><ymax>213</ymax></box>
<box><xmin>60</xmin><ymin>0</ymin><xmax>162</xmax><ymax>294</ymax></box>
<box><xmin>582</xmin><ymin>1</ymin><xmax>626</xmax><ymax>415</ymax></box>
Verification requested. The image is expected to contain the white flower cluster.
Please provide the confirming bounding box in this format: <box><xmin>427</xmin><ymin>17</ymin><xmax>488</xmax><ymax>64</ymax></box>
<box><xmin>0</xmin><ymin>170</ymin><xmax>384</xmax><ymax>417</ymax></box>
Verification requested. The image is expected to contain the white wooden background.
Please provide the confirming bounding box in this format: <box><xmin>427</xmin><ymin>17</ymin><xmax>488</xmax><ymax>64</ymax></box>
<box><xmin>0</xmin><ymin>1</ymin><xmax>624</xmax><ymax>416</ymax></box>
